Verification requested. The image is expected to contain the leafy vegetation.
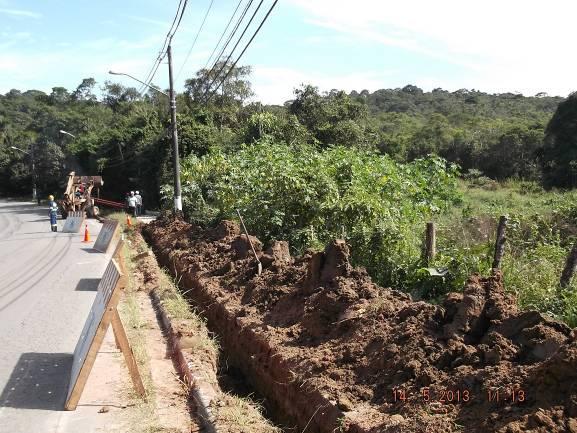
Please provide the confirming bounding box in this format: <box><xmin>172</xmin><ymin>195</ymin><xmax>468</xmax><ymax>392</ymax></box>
<box><xmin>542</xmin><ymin>93</ymin><xmax>577</xmax><ymax>188</ymax></box>
<box><xmin>171</xmin><ymin>141</ymin><xmax>460</xmax><ymax>290</ymax></box>
<box><xmin>437</xmin><ymin>181</ymin><xmax>577</xmax><ymax>324</ymax></box>
<box><xmin>3</xmin><ymin>64</ymin><xmax>577</xmax><ymax>323</ymax></box>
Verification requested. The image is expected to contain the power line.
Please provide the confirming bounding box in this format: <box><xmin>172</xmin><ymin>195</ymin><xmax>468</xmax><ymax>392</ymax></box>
<box><xmin>175</xmin><ymin>0</ymin><xmax>216</xmax><ymax>80</ymax></box>
<box><xmin>202</xmin><ymin>0</ymin><xmax>245</xmax><ymax>70</ymax></box>
<box><xmin>200</xmin><ymin>0</ymin><xmax>265</xmax><ymax>101</ymax></box>
<box><xmin>144</xmin><ymin>0</ymin><xmax>189</xmax><ymax>91</ymax></box>
<box><xmin>138</xmin><ymin>0</ymin><xmax>189</xmax><ymax>94</ymax></box>
<box><xmin>204</xmin><ymin>0</ymin><xmax>278</xmax><ymax>103</ymax></box>
<box><xmin>169</xmin><ymin>0</ymin><xmax>189</xmax><ymax>43</ymax></box>
<box><xmin>195</xmin><ymin>0</ymin><xmax>254</xmax><ymax>95</ymax></box>
<box><xmin>213</xmin><ymin>0</ymin><xmax>254</xmax><ymax>64</ymax></box>
<box><xmin>138</xmin><ymin>0</ymin><xmax>184</xmax><ymax>93</ymax></box>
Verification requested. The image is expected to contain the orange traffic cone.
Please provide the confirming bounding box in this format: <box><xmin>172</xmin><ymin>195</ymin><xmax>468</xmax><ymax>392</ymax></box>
<box><xmin>82</xmin><ymin>224</ymin><xmax>91</xmax><ymax>242</ymax></box>
<box><xmin>126</xmin><ymin>214</ymin><xmax>132</xmax><ymax>227</ymax></box>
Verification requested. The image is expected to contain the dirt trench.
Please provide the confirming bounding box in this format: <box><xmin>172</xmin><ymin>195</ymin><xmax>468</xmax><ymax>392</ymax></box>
<box><xmin>143</xmin><ymin>216</ymin><xmax>577</xmax><ymax>433</ymax></box>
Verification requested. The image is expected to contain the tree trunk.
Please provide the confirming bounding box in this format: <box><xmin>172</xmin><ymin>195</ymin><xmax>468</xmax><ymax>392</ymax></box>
<box><xmin>560</xmin><ymin>241</ymin><xmax>577</xmax><ymax>288</ymax></box>
<box><xmin>492</xmin><ymin>216</ymin><xmax>508</xmax><ymax>270</ymax></box>
<box><xmin>424</xmin><ymin>222</ymin><xmax>436</xmax><ymax>265</ymax></box>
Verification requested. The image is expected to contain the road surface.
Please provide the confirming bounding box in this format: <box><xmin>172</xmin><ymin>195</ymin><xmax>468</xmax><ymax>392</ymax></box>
<box><xmin>0</xmin><ymin>199</ymin><xmax>119</xmax><ymax>432</ymax></box>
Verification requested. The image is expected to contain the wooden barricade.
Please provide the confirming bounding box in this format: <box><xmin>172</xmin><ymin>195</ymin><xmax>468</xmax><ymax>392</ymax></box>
<box><xmin>64</xmin><ymin>258</ymin><xmax>145</xmax><ymax>410</ymax></box>
<box><xmin>62</xmin><ymin>211</ymin><xmax>85</xmax><ymax>233</ymax></box>
<box><xmin>93</xmin><ymin>220</ymin><xmax>120</xmax><ymax>253</ymax></box>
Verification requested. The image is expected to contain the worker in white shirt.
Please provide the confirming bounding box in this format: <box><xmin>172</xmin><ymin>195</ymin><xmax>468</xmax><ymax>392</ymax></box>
<box><xmin>127</xmin><ymin>191</ymin><xmax>137</xmax><ymax>217</ymax></box>
<box><xmin>135</xmin><ymin>191</ymin><xmax>142</xmax><ymax>216</ymax></box>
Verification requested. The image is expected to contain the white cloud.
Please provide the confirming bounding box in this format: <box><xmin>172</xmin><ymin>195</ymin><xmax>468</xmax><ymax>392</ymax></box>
<box><xmin>288</xmin><ymin>0</ymin><xmax>577</xmax><ymax>96</ymax></box>
<box><xmin>251</xmin><ymin>66</ymin><xmax>393</xmax><ymax>104</ymax></box>
<box><xmin>0</xmin><ymin>31</ymin><xmax>34</xmax><ymax>49</ymax></box>
<box><xmin>128</xmin><ymin>16</ymin><xmax>170</xmax><ymax>28</ymax></box>
<box><xmin>0</xmin><ymin>8</ymin><xmax>41</xmax><ymax>18</ymax></box>
<box><xmin>83</xmin><ymin>35</ymin><xmax>162</xmax><ymax>51</ymax></box>
<box><xmin>0</xmin><ymin>49</ymin><xmax>164</xmax><ymax>94</ymax></box>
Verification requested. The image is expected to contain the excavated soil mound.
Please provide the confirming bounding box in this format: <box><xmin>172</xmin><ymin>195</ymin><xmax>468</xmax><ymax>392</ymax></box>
<box><xmin>143</xmin><ymin>217</ymin><xmax>577</xmax><ymax>433</ymax></box>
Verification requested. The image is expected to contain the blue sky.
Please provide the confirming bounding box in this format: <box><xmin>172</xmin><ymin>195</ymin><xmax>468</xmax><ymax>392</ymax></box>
<box><xmin>1</xmin><ymin>0</ymin><xmax>576</xmax><ymax>104</ymax></box>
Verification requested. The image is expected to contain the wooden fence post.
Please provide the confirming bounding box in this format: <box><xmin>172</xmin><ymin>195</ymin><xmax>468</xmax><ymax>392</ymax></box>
<box><xmin>492</xmin><ymin>216</ymin><xmax>508</xmax><ymax>270</ymax></box>
<box><xmin>560</xmin><ymin>241</ymin><xmax>577</xmax><ymax>288</ymax></box>
<box><xmin>424</xmin><ymin>222</ymin><xmax>436</xmax><ymax>265</ymax></box>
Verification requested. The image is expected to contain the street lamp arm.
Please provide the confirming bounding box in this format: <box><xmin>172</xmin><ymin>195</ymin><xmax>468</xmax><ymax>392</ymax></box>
<box><xmin>59</xmin><ymin>130</ymin><xmax>76</xmax><ymax>138</ymax></box>
<box><xmin>108</xmin><ymin>70</ymin><xmax>169</xmax><ymax>97</ymax></box>
<box><xmin>10</xmin><ymin>146</ymin><xmax>30</xmax><ymax>155</ymax></box>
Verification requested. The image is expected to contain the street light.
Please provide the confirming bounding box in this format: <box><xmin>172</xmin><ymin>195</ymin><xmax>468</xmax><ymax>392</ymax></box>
<box><xmin>108</xmin><ymin>71</ymin><xmax>169</xmax><ymax>97</ymax></box>
<box><xmin>108</xmin><ymin>45</ymin><xmax>182</xmax><ymax>213</ymax></box>
<box><xmin>59</xmin><ymin>130</ymin><xmax>76</xmax><ymax>138</ymax></box>
<box><xmin>11</xmin><ymin>145</ymin><xmax>37</xmax><ymax>201</ymax></box>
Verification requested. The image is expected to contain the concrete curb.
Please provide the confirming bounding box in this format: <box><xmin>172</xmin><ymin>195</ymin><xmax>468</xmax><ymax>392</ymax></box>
<box><xmin>149</xmin><ymin>289</ymin><xmax>218</xmax><ymax>433</ymax></box>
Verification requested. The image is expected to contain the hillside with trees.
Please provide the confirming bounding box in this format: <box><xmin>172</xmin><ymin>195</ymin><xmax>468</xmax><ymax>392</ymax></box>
<box><xmin>0</xmin><ymin>66</ymin><xmax>568</xmax><ymax>203</ymax></box>
<box><xmin>3</xmin><ymin>64</ymin><xmax>577</xmax><ymax>323</ymax></box>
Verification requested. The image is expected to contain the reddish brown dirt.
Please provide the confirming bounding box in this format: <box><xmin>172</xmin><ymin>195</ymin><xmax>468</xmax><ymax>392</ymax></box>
<box><xmin>143</xmin><ymin>217</ymin><xmax>577</xmax><ymax>433</ymax></box>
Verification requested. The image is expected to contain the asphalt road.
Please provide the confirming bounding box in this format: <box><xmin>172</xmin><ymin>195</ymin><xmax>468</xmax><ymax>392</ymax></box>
<box><xmin>0</xmin><ymin>200</ymin><xmax>112</xmax><ymax>432</ymax></box>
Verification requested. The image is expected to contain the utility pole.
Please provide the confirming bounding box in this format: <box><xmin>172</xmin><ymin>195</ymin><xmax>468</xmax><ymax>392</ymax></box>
<box><xmin>167</xmin><ymin>44</ymin><xmax>182</xmax><ymax>212</ymax></box>
<box><xmin>30</xmin><ymin>143</ymin><xmax>37</xmax><ymax>202</ymax></box>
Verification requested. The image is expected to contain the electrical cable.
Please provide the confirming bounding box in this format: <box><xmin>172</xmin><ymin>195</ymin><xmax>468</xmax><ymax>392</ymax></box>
<box><xmin>143</xmin><ymin>0</ymin><xmax>189</xmax><ymax>91</ymax></box>
<box><xmin>138</xmin><ymin>0</ymin><xmax>184</xmax><ymax>93</ymax></box>
<box><xmin>169</xmin><ymin>0</ymin><xmax>189</xmax><ymax>43</ymax></box>
<box><xmin>175</xmin><ymin>0</ymin><xmax>216</xmax><ymax>80</ymax></box>
<box><xmin>138</xmin><ymin>0</ymin><xmax>189</xmax><ymax>94</ymax></box>
<box><xmin>202</xmin><ymin>0</ymin><xmax>278</xmax><ymax>103</ymax></box>
<box><xmin>194</xmin><ymin>0</ymin><xmax>254</xmax><ymax>96</ymax></box>
<box><xmin>202</xmin><ymin>0</ymin><xmax>244</xmax><ymax>70</ymax></box>
<box><xmin>200</xmin><ymin>0</ymin><xmax>264</xmax><ymax>101</ymax></box>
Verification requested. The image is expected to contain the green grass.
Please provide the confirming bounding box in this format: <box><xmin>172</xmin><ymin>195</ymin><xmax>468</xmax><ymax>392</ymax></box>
<box><xmin>156</xmin><ymin>269</ymin><xmax>220</xmax><ymax>356</ymax></box>
<box><xmin>103</xmin><ymin>211</ymin><xmax>132</xmax><ymax>227</ymax></box>
<box><xmin>432</xmin><ymin>179</ymin><xmax>577</xmax><ymax>325</ymax></box>
<box><xmin>452</xmin><ymin>179</ymin><xmax>577</xmax><ymax>218</ymax></box>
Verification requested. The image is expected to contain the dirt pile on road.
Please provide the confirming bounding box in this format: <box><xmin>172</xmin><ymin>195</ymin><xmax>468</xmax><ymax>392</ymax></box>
<box><xmin>143</xmin><ymin>217</ymin><xmax>577</xmax><ymax>433</ymax></box>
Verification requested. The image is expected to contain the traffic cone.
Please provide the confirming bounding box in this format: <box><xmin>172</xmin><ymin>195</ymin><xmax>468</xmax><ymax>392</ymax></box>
<box><xmin>126</xmin><ymin>214</ymin><xmax>132</xmax><ymax>227</ymax></box>
<box><xmin>82</xmin><ymin>224</ymin><xmax>91</xmax><ymax>242</ymax></box>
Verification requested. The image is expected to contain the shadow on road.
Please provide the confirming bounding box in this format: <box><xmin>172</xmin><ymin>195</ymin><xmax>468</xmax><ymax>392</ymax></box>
<box><xmin>75</xmin><ymin>278</ymin><xmax>100</xmax><ymax>291</ymax></box>
<box><xmin>0</xmin><ymin>353</ymin><xmax>72</xmax><ymax>411</ymax></box>
<box><xmin>0</xmin><ymin>205</ymin><xmax>48</xmax><ymax>217</ymax></box>
<box><xmin>79</xmin><ymin>248</ymin><xmax>101</xmax><ymax>254</ymax></box>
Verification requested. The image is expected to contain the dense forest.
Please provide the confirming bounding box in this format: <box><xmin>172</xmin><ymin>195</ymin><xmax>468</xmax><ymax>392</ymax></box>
<box><xmin>0</xmin><ymin>64</ymin><xmax>573</xmax><ymax>204</ymax></box>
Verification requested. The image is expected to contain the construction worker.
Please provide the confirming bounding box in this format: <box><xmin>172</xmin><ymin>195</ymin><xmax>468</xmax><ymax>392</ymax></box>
<box><xmin>48</xmin><ymin>195</ymin><xmax>58</xmax><ymax>232</ymax></box>
<box><xmin>127</xmin><ymin>191</ymin><xmax>137</xmax><ymax>217</ymax></box>
<box><xmin>135</xmin><ymin>191</ymin><xmax>142</xmax><ymax>216</ymax></box>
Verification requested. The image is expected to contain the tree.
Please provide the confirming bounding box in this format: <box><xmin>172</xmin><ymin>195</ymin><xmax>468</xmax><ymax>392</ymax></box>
<box><xmin>101</xmin><ymin>81</ymin><xmax>140</xmax><ymax>110</ymax></box>
<box><xmin>72</xmin><ymin>78</ymin><xmax>97</xmax><ymax>102</ymax></box>
<box><xmin>402</xmin><ymin>84</ymin><xmax>423</xmax><ymax>95</ymax></box>
<box><xmin>184</xmin><ymin>60</ymin><xmax>253</xmax><ymax>106</ymax></box>
<box><xmin>184</xmin><ymin>61</ymin><xmax>254</xmax><ymax>131</ymax></box>
<box><xmin>542</xmin><ymin>93</ymin><xmax>577</xmax><ymax>188</ymax></box>
<box><xmin>289</xmin><ymin>85</ymin><xmax>370</xmax><ymax>147</ymax></box>
<box><xmin>49</xmin><ymin>87</ymin><xmax>70</xmax><ymax>105</ymax></box>
<box><xmin>483</xmin><ymin>127</ymin><xmax>543</xmax><ymax>180</ymax></box>
<box><xmin>407</xmin><ymin>114</ymin><xmax>455</xmax><ymax>160</ymax></box>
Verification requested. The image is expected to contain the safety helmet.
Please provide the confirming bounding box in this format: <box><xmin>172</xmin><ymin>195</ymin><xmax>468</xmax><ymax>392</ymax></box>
<box><xmin>135</xmin><ymin>191</ymin><xmax>139</xmax><ymax>194</ymax></box>
<box><xmin>48</xmin><ymin>195</ymin><xmax>54</xmax><ymax>200</ymax></box>
<box><xmin>130</xmin><ymin>191</ymin><xmax>135</xmax><ymax>195</ymax></box>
